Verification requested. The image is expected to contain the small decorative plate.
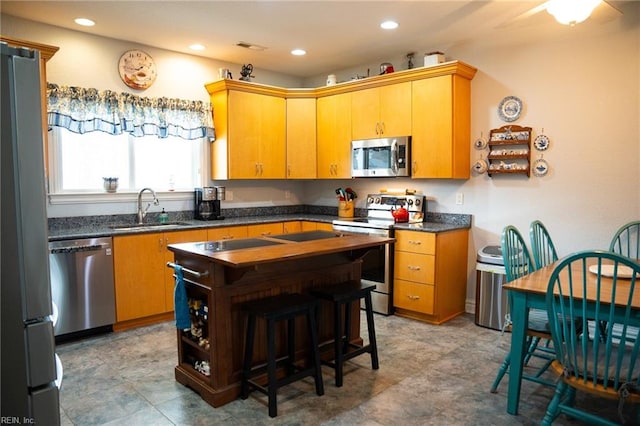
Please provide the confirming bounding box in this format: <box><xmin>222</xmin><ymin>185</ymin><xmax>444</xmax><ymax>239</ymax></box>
<box><xmin>498</xmin><ymin>96</ymin><xmax>523</xmax><ymax>122</ymax></box>
<box><xmin>472</xmin><ymin>159</ymin><xmax>488</xmax><ymax>174</ymax></box>
<box><xmin>534</xmin><ymin>134</ymin><xmax>550</xmax><ymax>151</ymax></box>
<box><xmin>474</xmin><ymin>136</ymin><xmax>487</xmax><ymax>150</ymax></box>
<box><xmin>532</xmin><ymin>158</ymin><xmax>549</xmax><ymax>177</ymax></box>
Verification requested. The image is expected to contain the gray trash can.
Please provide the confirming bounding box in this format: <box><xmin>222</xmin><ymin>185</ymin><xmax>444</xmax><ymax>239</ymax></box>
<box><xmin>475</xmin><ymin>245</ymin><xmax>509</xmax><ymax>331</ymax></box>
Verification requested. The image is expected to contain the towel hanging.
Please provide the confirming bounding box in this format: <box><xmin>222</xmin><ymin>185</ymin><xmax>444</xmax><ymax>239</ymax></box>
<box><xmin>173</xmin><ymin>264</ymin><xmax>191</xmax><ymax>330</ymax></box>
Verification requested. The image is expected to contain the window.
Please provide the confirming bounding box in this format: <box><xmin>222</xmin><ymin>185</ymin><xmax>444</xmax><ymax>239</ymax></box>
<box><xmin>49</xmin><ymin>127</ymin><xmax>205</xmax><ymax>193</ymax></box>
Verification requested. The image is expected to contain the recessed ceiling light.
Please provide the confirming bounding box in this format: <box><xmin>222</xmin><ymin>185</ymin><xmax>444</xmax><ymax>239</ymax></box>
<box><xmin>380</xmin><ymin>20</ymin><xmax>398</xmax><ymax>30</ymax></box>
<box><xmin>291</xmin><ymin>49</ymin><xmax>306</xmax><ymax>56</ymax></box>
<box><xmin>74</xmin><ymin>18</ymin><xmax>95</xmax><ymax>27</ymax></box>
<box><xmin>189</xmin><ymin>44</ymin><xmax>205</xmax><ymax>51</ymax></box>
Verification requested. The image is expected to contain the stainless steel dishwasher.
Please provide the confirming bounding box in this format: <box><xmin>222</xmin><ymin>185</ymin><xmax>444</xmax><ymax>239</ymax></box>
<box><xmin>48</xmin><ymin>237</ymin><xmax>116</xmax><ymax>337</ymax></box>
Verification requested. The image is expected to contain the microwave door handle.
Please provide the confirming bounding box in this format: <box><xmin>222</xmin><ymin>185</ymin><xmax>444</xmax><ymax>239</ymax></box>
<box><xmin>391</xmin><ymin>140</ymin><xmax>398</xmax><ymax>174</ymax></box>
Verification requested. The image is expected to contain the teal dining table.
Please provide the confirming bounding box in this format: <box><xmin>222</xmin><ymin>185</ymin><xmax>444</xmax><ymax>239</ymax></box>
<box><xmin>502</xmin><ymin>258</ymin><xmax>640</xmax><ymax>415</ymax></box>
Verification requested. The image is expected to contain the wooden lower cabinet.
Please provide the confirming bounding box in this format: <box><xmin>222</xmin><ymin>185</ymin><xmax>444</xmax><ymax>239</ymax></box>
<box><xmin>113</xmin><ymin>221</ymin><xmax>336</xmax><ymax>330</ymax></box>
<box><xmin>164</xmin><ymin>230</ymin><xmax>207</xmax><ymax>311</ymax></box>
<box><xmin>393</xmin><ymin>228</ymin><xmax>468</xmax><ymax>324</ymax></box>
<box><xmin>282</xmin><ymin>221</ymin><xmax>302</xmax><ymax>233</ymax></box>
<box><xmin>113</xmin><ymin>229</ymin><xmax>206</xmax><ymax>327</ymax></box>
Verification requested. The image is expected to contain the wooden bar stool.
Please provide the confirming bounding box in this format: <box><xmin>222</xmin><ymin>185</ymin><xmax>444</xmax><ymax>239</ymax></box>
<box><xmin>240</xmin><ymin>293</ymin><xmax>324</xmax><ymax>418</ymax></box>
<box><xmin>311</xmin><ymin>281</ymin><xmax>379</xmax><ymax>387</ymax></box>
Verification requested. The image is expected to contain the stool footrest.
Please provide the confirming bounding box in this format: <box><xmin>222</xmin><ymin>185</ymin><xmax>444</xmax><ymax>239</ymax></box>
<box><xmin>247</xmin><ymin>366</ymin><xmax>321</xmax><ymax>397</ymax></box>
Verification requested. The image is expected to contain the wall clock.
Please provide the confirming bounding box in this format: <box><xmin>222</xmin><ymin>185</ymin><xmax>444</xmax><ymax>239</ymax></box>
<box><xmin>118</xmin><ymin>49</ymin><xmax>157</xmax><ymax>90</ymax></box>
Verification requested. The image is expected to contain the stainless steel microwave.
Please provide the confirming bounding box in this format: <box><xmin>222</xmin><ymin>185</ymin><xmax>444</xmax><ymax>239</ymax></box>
<box><xmin>351</xmin><ymin>136</ymin><xmax>410</xmax><ymax>177</ymax></box>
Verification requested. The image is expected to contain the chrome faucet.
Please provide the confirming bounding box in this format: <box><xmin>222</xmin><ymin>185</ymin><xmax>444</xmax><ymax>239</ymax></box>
<box><xmin>137</xmin><ymin>187</ymin><xmax>159</xmax><ymax>224</ymax></box>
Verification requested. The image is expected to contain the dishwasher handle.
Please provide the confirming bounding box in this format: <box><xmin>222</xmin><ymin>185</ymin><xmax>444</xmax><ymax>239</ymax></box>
<box><xmin>50</xmin><ymin>244</ymin><xmax>105</xmax><ymax>254</ymax></box>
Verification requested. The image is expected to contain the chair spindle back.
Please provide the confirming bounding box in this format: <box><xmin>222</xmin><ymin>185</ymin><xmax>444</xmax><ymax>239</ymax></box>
<box><xmin>530</xmin><ymin>220</ymin><xmax>559</xmax><ymax>270</ymax></box>
<box><xmin>609</xmin><ymin>220</ymin><xmax>640</xmax><ymax>260</ymax></box>
<box><xmin>501</xmin><ymin>225</ymin><xmax>536</xmax><ymax>283</ymax></box>
<box><xmin>546</xmin><ymin>251</ymin><xmax>640</xmax><ymax>393</ymax></box>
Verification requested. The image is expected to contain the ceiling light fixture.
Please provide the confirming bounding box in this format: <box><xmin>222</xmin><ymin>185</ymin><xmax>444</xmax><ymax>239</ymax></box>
<box><xmin>189</xmin><ymin>44</ymin><xmax>205</xmax><ymax>51</ymax></box>
<box><xmin>291</xmin><ymin>49</ymin><xmax>306</xmax><ymax>56</ymax></box>
<box><xmin>74</xmin><ymin>18</ymin><xmax>95</xmax><ymax>27</ymax></box>
<box><xmin>236</xmin><ymin>41</ymin><xmax>267</xmax><ymax>51</ymax></box>
<box><xmin>546</xmin><ymin>0</ymin><xmax>601</xmax><ymax>26</ymax></box>
<box><xmin>380</xmin><ymin>20</ymin><xmax>399</xmax><ymax>30</ymax></box>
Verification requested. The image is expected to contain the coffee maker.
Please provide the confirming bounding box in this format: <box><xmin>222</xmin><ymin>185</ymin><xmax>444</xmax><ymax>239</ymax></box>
<box><xmin>194</xmin><ymin>187</ymin><xmax>224</xmax><ymax>220</ymax></box>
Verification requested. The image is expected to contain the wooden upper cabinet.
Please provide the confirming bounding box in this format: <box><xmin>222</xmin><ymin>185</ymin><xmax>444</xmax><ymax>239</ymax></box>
<box><xmin>317</xmin><ymin>92</ymin><xmax>352</xmax><ymax>179</ymax></box>
<box><xmin>207</xmin><ymin>81</ymin><xmax>286</xmax><ymax>179</ymax></box>
<box><xmin>286</xmin><ymin>97</ymin><xmax>317</xmax><ymax>179</ymax></box>
<box><xmin>205</xmin><ymin>61</ymin><xmax>476</xmax><ymax>181</ymax></box>
<box><xmin>0</xmin><ymin>36</ymin><xmax>59</xmax><ymax>180</ymax></box>
<box><xmin>351</xmin><ymin>82</ymin><xmax>411</xmax><ymax>140</ymax></box>
<box><xmin>411</xmin><ymin>74</ymin><xmax>471</xmax><ymax>179</ymax></box>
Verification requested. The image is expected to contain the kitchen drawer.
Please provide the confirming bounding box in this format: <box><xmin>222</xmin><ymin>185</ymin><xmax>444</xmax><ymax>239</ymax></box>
<box><xmin>247</xmin><ymin>222</ymin><xmax>284</xmax><ymax>237</ymax></box>
<box><xmin>394</xmin><ymin>252</ymin><xmax>435</xmax><ymax>284</ymax></box>
<box><xmin>395</xmin><ymin>230</ymin><xmax>435</xmax><ymax>255</ymax></box>
<box><xmin>208</xmin><ymin>226</ymin><xmax>248</xmax><ymax>241</ymax></box>
<box><xmin>393</xmin><ymin>279</ymin><xmax>434</xmax><ymax>314</ymax></box>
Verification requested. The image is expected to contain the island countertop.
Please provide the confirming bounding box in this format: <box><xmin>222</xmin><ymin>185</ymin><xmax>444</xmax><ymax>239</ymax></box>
<box><xmin>168</xmin><ymin>231</ymin><xmax>394</xmax><ymax>268</ymax></box>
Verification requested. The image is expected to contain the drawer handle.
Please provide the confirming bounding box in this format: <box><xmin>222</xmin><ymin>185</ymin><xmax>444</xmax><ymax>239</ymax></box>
<box><xmin>408</xmin><ymin>240</ymin><xmax>422</xmax><ymax>245</ymax></box>
<box><xmin>407</xmin><ymin>265</ymin><xmax>421</xmax><ymax>271</ymax></box>
<box><xmin>407</xmin><ymin>295</ymin><xmax>421</xmax><ymax>300</ymax></box>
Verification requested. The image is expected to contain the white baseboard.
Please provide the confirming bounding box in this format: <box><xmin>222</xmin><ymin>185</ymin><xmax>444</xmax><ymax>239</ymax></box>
<box><xmin>465</xmin><ymin>298</ymin><xmax>476</xmax><ymax>315</ymax></box>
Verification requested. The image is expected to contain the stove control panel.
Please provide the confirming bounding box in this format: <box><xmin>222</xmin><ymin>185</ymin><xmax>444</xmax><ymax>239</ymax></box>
<box><xmin>366</xmin><ymin>194</ymin><xmax>425</xmax><ymax>213</ymax></box>
<box><xmin>365</xmin><ymin>193</ymin><xmax>426</xmax><ymax>223</ymax></box>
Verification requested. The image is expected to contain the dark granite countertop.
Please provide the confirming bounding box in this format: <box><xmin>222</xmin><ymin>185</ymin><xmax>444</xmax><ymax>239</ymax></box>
<box><xmin>48</xmin><ymin>206</ymin><xmax>471</xmax><ymax>241</ymax></box>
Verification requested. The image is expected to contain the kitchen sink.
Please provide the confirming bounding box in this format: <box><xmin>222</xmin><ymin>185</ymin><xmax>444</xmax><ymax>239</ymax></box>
<box><xmin>108</xmin><ymin>222</ymin><xmax>191</xmax><ymax>231</ymax></box>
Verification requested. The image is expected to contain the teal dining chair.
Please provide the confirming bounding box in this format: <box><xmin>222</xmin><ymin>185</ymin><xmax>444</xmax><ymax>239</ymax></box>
<box><xmin>542</xmin><ymin>250</ymin><xmax>640</xmax><ymax>425</ymax></box>
<box><xmin>609</xmin><ymin>220</ymin><xmax>640</xmax><ymax>260</ymax></box>
<box><xmin>490</xmin><ymin>225</ymin><xmax>555</xmax><ymax>393</ymax></box>
<box><xmin>530</xmin><ymin>220</ymin><xmax>559</xmax><ymax>270</ymax></box>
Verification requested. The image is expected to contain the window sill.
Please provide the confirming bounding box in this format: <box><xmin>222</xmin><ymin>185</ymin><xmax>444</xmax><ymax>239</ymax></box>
<box><xmin>48</xmin><ymin>190</ymin><xmax>193</xmax><ymax>205</ymax></box>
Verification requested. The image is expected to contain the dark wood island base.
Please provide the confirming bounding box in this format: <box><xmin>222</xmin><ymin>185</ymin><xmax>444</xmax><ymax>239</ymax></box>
<box><xmin>168</xmin><ymin>232</ymin><xmax>393</xmax><ymax>408</ymax></box>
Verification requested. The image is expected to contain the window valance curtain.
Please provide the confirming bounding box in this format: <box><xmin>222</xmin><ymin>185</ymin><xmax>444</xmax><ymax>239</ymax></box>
<box><xmin>46</xmin><ymin>83</ymin><xmax>215</xmax><ymax>141</ymax></box>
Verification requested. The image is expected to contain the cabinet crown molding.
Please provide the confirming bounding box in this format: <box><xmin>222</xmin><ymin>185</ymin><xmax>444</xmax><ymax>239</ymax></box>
<box><xmin>205</xmin><ymin>60</ymin><xmax>477</xmax><ymax>98</ymax></box>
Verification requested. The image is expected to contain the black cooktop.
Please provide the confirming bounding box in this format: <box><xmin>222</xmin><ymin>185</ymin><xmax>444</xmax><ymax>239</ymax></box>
<box><xmin>198</xmin><ymin>238</ymin><xmax>284</xmax><ymax>252</ymax></box>
<box><xmin>271</xmin><ymin>230</ymin><xmax>341</xmax><ymax>242</ymax></box>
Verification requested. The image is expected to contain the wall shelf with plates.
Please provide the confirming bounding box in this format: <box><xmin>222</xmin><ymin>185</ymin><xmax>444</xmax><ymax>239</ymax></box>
<box><xmin>487</xmin><ymin>125</ymin><xmax>532</xmax><ymax>177</ymax></box>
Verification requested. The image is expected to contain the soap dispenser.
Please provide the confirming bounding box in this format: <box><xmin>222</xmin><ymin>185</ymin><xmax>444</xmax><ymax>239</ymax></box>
<box><xmin>159</xmin><ymin>208</ymin><xmax>169</xmax><ymax>224</ymax></box>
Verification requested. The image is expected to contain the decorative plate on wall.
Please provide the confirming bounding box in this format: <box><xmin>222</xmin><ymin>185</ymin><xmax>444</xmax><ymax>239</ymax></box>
<box><xmin>474</xmin><ymin>136</ymin><xmax>487</xmax><ymax>149</ymax></box>
<box><xmin>497</xmin><ymin>96</ymin><xmax>523</xmax><ymax>122</ymax></box>
<box><xmin>532</xmin><ymin>158</ymin><xmax>549</xmax><ymax>177</ymax></box>
<box><xmin>534</xmin><ymin>134</ymin><xmax>550</xmax><ymax>151</ymax></box>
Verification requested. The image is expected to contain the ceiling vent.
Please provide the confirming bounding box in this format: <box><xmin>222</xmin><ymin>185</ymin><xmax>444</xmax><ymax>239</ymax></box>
<box><xmin>236</xmin><ymin>42</ymin><xmax>267</xmax><ymax>51</ymax></box>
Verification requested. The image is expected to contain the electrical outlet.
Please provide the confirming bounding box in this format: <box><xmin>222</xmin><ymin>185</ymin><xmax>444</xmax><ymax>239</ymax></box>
<box><xmin>285</xmin><ymin>190</ymin><xmax>291</xmax><ymax>199</ymax></box>
<box><xmin>226</xmin><ymin>190</ymin><xmax>233</xmax><ymax>201</ymax></box>
<box><xmin>456</xmin><ymin>192</ymin><xmax>464</xmax><ymax>205</ymax></box>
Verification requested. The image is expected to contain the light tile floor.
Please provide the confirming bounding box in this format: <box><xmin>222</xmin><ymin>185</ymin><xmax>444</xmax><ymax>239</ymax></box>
<box><xmin>57</xmin><ymin>313</ymin><xmax>626</xmax><ymax>425</ymax></box>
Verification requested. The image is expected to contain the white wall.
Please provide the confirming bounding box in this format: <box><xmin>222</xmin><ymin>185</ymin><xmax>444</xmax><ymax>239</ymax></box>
<box><xmin>3</xmin><ymin>9</ymin><xmax>639</xmax><ymax>310</ymax></box>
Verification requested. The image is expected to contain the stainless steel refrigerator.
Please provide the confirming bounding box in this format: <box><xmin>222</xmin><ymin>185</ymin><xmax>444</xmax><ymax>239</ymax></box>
<box><xmin>1</xmin><ymin>42</ymin><xmax>61</xmax><ymax>424</ymax></box>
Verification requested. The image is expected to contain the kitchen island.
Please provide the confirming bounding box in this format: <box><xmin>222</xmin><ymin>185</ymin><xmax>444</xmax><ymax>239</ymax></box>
<box><xmin>167</xmin><ymin>230</ymin><xmax>393</xmax><ymax>408</ymax></box>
